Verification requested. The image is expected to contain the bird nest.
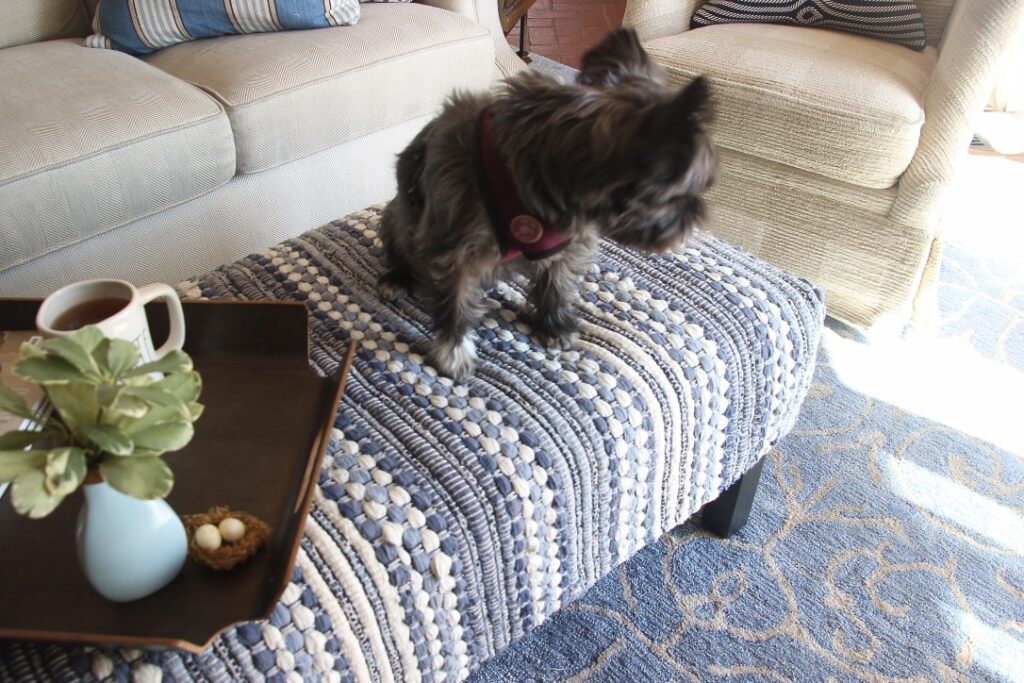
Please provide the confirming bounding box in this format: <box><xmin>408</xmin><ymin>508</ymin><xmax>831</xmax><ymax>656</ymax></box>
<box><xmin>181</xmin><ymin>506</ymin><xmax>271</xmax><ymax>571</ymax></box>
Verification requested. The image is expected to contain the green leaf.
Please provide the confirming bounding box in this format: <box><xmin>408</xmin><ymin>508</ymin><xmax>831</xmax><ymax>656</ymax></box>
<box><xmin>44</xmin><ymin>446</ymin><xmax>86</xmax><ymax>496</ymax></box>
<box><xmin>106</xmin><ymin>340</ymin><xmax>140</xmax><ymax>378</ymax></box>
<box><xmin>0</xmin><ymin>378</ymin><xmax>35</xmax><ymax>420</ymax></box>
<box><xmin>70</xmin><ymin>325</ymin><xmax>106</xmax><ymax>353</ymax></box>
<box><xmin>124</xmin><ymin>385</ymin><xmax>184</xmax><ymax>408</ymax></box>
<box><xmin>15</xmin><ymin>356</ymin><xmax>88</xmax><ymax>385</ymax></box>
<box><xmin>0</xmin><ymin>429</ymin><xmax>52</xmax><ymax>451</ymax></box>
<box><xmin>121</xmin><ymin>404</ymin><xmax>179</xmax><ymax>433</ymax></box>
<box><xmin>186</xmin><ymin>401</ymin><xmax>205</xmax><ymax>422</ymax></box>
<box><xmin>82</xmin><ymin>424</ymin><xmax>133</xmax><ymax>456</ymax></box>
<box><xmin>96</xmin><ymin>383</ymin><xmax>122</xmax><ymax>407</ymax></box>
<box><xmin>110</xmin><ymin>393</ymin><xmax>147</xmax><ymax>419</ymax></box>
<box><xmin>45</xmin><ymin>383</ymin><xmax>99</xmax><ymax>432</ymax></box>
<box><xmin>11</xmin><ymin>469</ymin><xmax>65</xmax><ymax>518</ymax></box>
<box><xmin>129</xmin><ymin>421</ymin><xmax>194</xmax><ymax>455</ymax></box>
<box><xmin>90</xmin><ymin>338</ymin><xmax>111</xmax><ymax>378</ymax></box>
<box><xmin>153</xmin><ymin>371</ymin><xmax>202</xmax><ymax>404</ymax></box>
<box><xmin>0</xmin><ymin>449</ymin><xmax>48</xmax><ymax>482</ymax></box>
<box><xmin>124</xmin><ymin>350</ymin><xmax>193</xmax><ymax>377</ymax></box>
<box><xmin>17</xmin><ymin>342</ymin><xmax>46</xmax><ymax>360</ymax></box>
<box><xmin>126</xmin><ymin>447</ymin><xmax>162</xmax><ymax>458</ymax></box>
<box><xmin>40</xmin><ymin>337</ymin><xmax>100</xmax><ymax>376</ymax></box>
<box><xmin>100</xmin><ymin>455</ymin><xmax>173</xmax><ymax>500</ymax></box>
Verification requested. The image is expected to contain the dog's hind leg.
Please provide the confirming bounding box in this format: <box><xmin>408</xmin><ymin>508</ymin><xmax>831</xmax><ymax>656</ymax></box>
<box><xmin>379</xmin><ymin>122</ymin><xmax>433</xmax><ymax>299</ymax></box>
<box><xmin>379</xmin><ymin>203</ymin><xmax>416</xmax><ymax>300</ymax></box>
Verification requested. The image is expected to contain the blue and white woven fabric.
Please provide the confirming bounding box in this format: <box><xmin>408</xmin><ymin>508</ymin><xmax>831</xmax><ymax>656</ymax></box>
<box><xmin>86</xmin><ymin>0</ymin><xmax>360</xmax><ymax>55</ymax></box>
<box><xmin>0</xmin><ymin>206</ymin><xmax>824</xmax><ymax>681</ymax></box>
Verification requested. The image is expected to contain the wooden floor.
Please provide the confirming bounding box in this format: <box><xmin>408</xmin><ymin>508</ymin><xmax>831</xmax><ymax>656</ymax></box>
<box><xmin>506</xmin><ymin>0</ymin><xmax>627</xmax><ymax>70</ymax></box>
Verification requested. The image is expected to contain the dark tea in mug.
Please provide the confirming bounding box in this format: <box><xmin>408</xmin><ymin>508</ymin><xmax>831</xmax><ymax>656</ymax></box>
<box><xmin>51</xmin><ymin>297</ymin><xmax>129</xmax><ymax>331</ymax></box>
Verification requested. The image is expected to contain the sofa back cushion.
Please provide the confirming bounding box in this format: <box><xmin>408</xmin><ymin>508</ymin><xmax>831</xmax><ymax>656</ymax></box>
<box><xmin>86</xmin><ymin>0</ymin><xmax>360</xmax><ymax>55</ymax></box>
<box><xmin>143</xmin><ymin>2</ymin><xmax>494</xmax><ymax>174</ymax></box>
<box><xmin>0</xmin><ymin>0</ymin><xmax>92</xmax><ymax>49</ymax></box>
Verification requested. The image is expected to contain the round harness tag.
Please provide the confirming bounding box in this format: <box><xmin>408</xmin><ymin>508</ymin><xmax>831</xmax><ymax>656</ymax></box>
<box><xmin>510</xmin><ymin>215</ymin><xmax>545</xmax><ymax>244</ymax></box>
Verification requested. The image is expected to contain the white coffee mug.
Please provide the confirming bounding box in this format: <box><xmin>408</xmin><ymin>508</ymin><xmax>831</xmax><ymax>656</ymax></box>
<box><xmin>36</xmin><ymin>279</ymin><xmax>185</xmax><ymax>362</ymax></box>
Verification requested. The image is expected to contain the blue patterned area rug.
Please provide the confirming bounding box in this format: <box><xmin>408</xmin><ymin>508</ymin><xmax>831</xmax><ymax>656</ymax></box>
<box><xmin>471</xmin><ymin>159</ymin><xmax>1024</xmax><ymax>678</ymax></box>
<box><xmin>524</xmin><ymin>53</ymin><xmax>580</xmax><ymax>85</ymax></box>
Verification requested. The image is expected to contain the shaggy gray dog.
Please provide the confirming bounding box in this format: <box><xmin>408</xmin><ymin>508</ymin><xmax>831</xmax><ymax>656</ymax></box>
<box><xmin>379</xmin><ymin>28</ymin><xmax>716</xmax><ymax>379</ymax></box>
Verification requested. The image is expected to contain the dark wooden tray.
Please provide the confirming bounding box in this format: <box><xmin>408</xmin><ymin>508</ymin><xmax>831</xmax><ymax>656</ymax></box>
<box><xmin>0</xmin><ymin>299</ymin><xmax>354</xmax><ymax>653</ymax></box>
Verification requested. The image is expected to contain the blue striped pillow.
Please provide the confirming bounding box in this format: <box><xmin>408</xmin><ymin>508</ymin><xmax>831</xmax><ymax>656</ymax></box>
<box><xmin>86</xmin><ymin>0</ymin><xmax>361</xmax><ymax>55</ymax></box>
<box><xmin>691</xmin><ymin>0</ymin><xmax>927</xmax><ymax>51</ymax></box>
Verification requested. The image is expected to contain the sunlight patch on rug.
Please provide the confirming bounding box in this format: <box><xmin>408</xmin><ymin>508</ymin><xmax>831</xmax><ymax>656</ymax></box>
<box><xmin>823</xmin><ymin>329</ymin><xmax>1024</xmax><ymax>455</ymax></box>
<box><xmin>880</xmin><ymin>453</ymin><xmax>1024</xmax><ymax>552</ymax></box>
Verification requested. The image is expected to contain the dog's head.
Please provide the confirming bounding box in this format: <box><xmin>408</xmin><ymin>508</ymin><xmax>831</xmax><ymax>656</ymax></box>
<box><xmin>581</xmin><ymin>29</ymin><xmax>717</xmax><ymax>252</ymax></box>
<box><xmin>501</xmin><ymin>29</ymin><xmax>717</xmax><ymax>253</ymax></box>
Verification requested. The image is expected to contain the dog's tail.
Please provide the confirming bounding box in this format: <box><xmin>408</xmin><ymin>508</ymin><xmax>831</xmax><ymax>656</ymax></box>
<box><xmin>395</xmin><ymin>122</ymin><xmax>432</xmax><ymax>224</ymax></box>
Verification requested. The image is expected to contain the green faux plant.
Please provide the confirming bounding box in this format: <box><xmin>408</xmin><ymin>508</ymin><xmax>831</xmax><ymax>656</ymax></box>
<box><xmin>0</xmin><ymin>325</ymin><xmax>203</xmax><ymax>518</ymax></box>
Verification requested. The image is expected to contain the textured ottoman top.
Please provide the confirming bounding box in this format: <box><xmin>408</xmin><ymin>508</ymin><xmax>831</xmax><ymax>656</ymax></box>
<box><xmin>1</xmin><ymin>206</ymin><xmax>824</xmax><ymax>682</ymax></box>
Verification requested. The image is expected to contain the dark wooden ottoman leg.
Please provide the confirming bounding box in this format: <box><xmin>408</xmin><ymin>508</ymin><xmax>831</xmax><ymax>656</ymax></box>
<box><xmin>701</xmin><ymin>456</ymin><xmax>766</xmax><ymax>538</ymax></box>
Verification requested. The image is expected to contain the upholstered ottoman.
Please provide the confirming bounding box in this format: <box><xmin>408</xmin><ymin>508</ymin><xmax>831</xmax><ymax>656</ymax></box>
<box><xmin>1</xmin><ymin>206</ymin><xmax>824</xmax><ymax>681</ymax></box>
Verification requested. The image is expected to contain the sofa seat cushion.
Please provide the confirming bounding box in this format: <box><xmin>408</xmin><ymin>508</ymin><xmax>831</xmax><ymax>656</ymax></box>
<box><xmin>645</xmin><ymin>23</ymin><xmax>938</xmax><ymax>189</ymax></box>
<box><xmin>0</xmin><ymin>39</ymin><xmax>236</xmax><ymax>273</ymax></box>
<box><xmin>144</xmin><ymin>3</ymin><xmax>496</xmax><ymax>175</ymax></box>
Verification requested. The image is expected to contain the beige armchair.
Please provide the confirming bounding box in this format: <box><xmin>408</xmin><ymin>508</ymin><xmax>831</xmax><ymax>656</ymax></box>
<box><xmin>624</xmin><ymin>0</ymin><xmax>1024</xmax><ymax>330</ymax></box>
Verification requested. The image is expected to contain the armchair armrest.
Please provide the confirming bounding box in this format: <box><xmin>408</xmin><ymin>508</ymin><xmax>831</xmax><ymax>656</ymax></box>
<box><xmin>894</xmin><ymin>0</ymin><xmax>1024</xmax><ymax>227</ymax></box>
<box><xmin>914</xmin><ymin>0</ymin><xmax>957</xmax><ymax>46</ymax></box>
<box><xmin>623</xmin><ymin>0</ymin><xmax>707</xmax><ymax>43</ymax></box>
<box><xmin>416</xmin><ymin>0</ymin><xmax>528</xmax><ymax>77</ymax></box>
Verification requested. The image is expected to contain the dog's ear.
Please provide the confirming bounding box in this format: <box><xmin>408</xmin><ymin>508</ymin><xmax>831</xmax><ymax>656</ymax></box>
<box><xmin>643</xmin><ymin>76</ymin><xmax>716</xmax><ymax>194</ymax></box>
<box><xmin>641</xmin><ymin>76</ymin><xmax>713</xmax><ymax>149</ymax></box>
<box><xmin>579</xmin><ymin>28</ymin><xmax>658</xmax><ymax>87</ymax></box>
<box><xmin>670</xmin><ymin>76</ymin><xmax>713</xmax><ymax>126</ymax></box>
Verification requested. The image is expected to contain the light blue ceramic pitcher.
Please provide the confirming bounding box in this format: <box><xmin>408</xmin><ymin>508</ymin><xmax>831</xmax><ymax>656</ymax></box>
<box><xmin>76</xmin><ymin>480</ymin><xmax>187</xmax><ymax>602</ymax></box>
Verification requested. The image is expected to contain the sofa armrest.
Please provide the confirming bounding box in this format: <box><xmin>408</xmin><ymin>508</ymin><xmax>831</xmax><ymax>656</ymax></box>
<box><xmin>894</xmin><ymin>0</ymin><xmax>1024</xmax><ymax>227</ymax></box>
<box><xmin>416</xmin><ymin>0</ymin><xmax>528</xmax><ymax>77</ymax></box>
<box><xmin>623</xmin><ymin>0</ymin><xmax>707</xmax><ymax>43</ymax></box>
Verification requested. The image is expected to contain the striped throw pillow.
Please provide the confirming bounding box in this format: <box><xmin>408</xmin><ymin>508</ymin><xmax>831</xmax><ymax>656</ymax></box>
<box><xmin>86</xmin><ymin>0</ymin><xmax>361</xmax><ymax>55</ymax></box>
<box><xmin>691</xmin><ymin>0</ymin><xmax>927</xmax><ymax>51</ymax></box>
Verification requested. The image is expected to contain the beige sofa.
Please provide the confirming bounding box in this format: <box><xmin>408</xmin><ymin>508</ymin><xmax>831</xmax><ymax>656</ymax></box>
<box><xmin>624</xmin><ymin>0</ymin><xmax>1024</xmax><ymax>331</ymax></box>
<box><xmin>0</xmin><ymin>0</ymin><xmax>526</xmax><ymax>297</ymax></box>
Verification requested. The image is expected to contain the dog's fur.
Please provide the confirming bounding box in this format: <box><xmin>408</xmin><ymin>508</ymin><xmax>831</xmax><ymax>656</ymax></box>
<box><xmin>378</xmin><ymin>29</ymin><xmax>717</xmax><ymax>379</ymax></box>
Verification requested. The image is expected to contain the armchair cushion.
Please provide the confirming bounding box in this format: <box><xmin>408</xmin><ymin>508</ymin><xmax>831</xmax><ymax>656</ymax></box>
<box><xmin>692</xmin><ymin>0</ymin><xmax>927</xmax><ymax>51</ymax></box>
<box><xmin>645</xmin><ymin>22</ymin><xmax>937</xmax><ymax>189</ymax></box>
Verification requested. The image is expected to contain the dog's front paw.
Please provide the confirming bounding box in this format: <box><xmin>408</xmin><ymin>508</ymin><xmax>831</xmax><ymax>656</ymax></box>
<box><xmin>378</xmin><ymin>268</ymin><xmax>413</xmax><ymax>301</ymax></box>
<box><xmin>379</xmin><ymin>280</ymin><xmax>404</xmax><ymax>301</ymax></box>
<box><xmin>378</xmin><ymin>277</ymin><xmax>406</xmax><ymax>301</ymax></box>
<box><xmin>530</xmin><ymin>319</ymin><xmax>580</xmax><ymax>351</ymax></box>
<box><xmin>432</xmin><ymin>336</ymin><xmax>478</xmax><ymax>380</ymax></box>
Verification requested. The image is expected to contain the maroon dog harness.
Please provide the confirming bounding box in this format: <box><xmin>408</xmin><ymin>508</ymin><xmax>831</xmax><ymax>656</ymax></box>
<box><xmin>474</xmin><ymin>107</ymin><xmax>571</xmax><ymax>262</ymax></box>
